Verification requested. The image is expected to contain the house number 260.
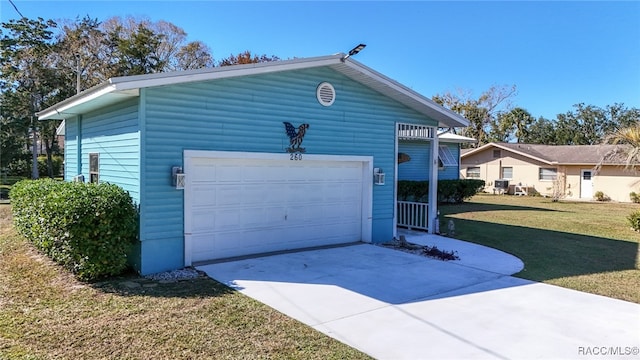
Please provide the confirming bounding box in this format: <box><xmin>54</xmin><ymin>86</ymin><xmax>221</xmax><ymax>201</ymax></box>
<box><xmin>290</xmin><ymin>153</ymin><xmax>303</xmax><ymax>161</ymax></box>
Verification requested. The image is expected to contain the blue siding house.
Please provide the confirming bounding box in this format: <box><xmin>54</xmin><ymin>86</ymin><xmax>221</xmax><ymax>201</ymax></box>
<box><xmin>398</xmin><ymin>132</ymin><xmax>476</xmax><ymax>181</ymax></box>
<box><xmin>38</xmin><ymin>54</ymin><xmax>468</xmax><ymax>275</ymax></box>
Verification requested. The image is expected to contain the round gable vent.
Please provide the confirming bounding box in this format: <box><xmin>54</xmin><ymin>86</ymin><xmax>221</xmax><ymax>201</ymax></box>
<box><xmin>316</xmin><ymin>82</ymin><xmax>336</xmax><ymax>106</ymax></box>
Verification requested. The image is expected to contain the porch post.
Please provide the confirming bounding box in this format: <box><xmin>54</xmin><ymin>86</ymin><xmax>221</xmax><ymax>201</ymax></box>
<box><xmin>428</xmin><ymin>128</ymin><xmax>438</xmax><ymax>234</ymax></box>
<box><xmin>393</xmin><ymin>122</ymin><xmax>399</xmax><ymax>239</ymax></box>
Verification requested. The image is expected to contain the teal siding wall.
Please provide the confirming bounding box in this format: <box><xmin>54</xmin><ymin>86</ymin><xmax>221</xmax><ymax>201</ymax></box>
<box><xmin>398</xmin><ymin>141</ymin><xmax>460</xmax><ymax>181</ymax></box>
<box><xmin>139</xmin><ymin>67</ymin><xmax>438</xmax><ymax>274</ymax></box>
<box><xmin>79</xmin><ymin>98</ymin><xmax>141</xmax><ymax>202</ymax></box>
<box><xmin>64</xmin><ymin>117</ymin><xmax>79</xmax><ymax>181</ymax></box>
<box><xmin>398</xmin><ymin>141</ymin><xmax>429</xmax><ymax>181</ymax></box>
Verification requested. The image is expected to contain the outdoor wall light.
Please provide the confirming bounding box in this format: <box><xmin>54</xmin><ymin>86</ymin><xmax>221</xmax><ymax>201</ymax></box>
<box><xmin>341</xmin><ymin>44</ymin><xmax>367</xmax><ymax>62</ymax></box>
<box><xmin>373</xmin><ymin>167</ymin><xmax>385</xmax><ymax>186</ymax></box>
<box><xmin>172</xmin><ymin>166</ymin><xmax>185</xmax><ymax>189</ymax></box>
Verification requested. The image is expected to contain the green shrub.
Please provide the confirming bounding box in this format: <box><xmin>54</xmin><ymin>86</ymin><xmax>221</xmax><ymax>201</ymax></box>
<box><xmin>439</xmin><ymin>179</ymin><xmax>486</xmax><ymax>203</ymax></box>
<box><xmin>10</xmin><ymin>179</ymin><xmax>138</xmax><ymax>281</ymax></box>
<box><xmin>630</xmin><ymin>192</ymin><xmax>640</xmax><ymax>204</ymax></box>
<box><xmin>6</xmin><ymin>154</ymin><xmax>63</xmax><ymax>178</ymax></box>
<box><xmin>397</xmin><ymin>179</ymin><xmax>485</xmax><ymax>204</ymax></box>
<box><xmin>594</xmin><ymin>191</ymin><xmax>610</xmax><ymax>202</ymax></box>
<box><xmin>397</xmin><ymin>180</ymin><xmax>429</xmax><ymax>202</ymax></box>
<box><xmin>628</xmin><ymin>210</ymin><xmax>640</xmax><ymax>232</ymax></box>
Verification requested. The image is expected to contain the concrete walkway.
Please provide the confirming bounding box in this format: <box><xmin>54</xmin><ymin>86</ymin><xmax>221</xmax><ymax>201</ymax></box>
<box><xmin>198</xmin><ymin>235</ymin><xmax>640</xmax><ymax>359</ymax></box>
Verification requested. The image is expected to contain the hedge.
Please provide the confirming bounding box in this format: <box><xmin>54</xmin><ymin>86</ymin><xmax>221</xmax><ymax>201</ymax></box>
<box><xmin>397</xmin><ymin>179</ymin><xmax>485</xmax><ymax>204</ymax></box>
<box><xmin>5</xmin><ymin>154</ymin><xmax>64</xmax><ymax>178</ymax></box>
<box><xmin>628</xmin><ymin>210</ymin><xmax>640</xmax><ymax>232</ymax></box>
<box><xmin>10</xmin><ymin>179</ymin><xmax>138</xmax><ymax>281</ymax></box>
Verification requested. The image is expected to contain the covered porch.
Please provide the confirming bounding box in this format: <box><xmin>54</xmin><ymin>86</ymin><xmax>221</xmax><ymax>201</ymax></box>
<box><xmin>395</xmin><ymin>124</ymin><xmax>476</xmax><ymax>234</ymax></box>
<box><xmin>395</xmin><ymin>123</ymin><xmax>439</xmax><ymax>235</ymax></box>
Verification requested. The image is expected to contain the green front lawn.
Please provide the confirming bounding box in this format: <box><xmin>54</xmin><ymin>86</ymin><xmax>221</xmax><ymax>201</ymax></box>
<box><xmin>0</xmin><ymin>205</ymin><xmax>371</xmax><ymax>359</ymax></box>
<box><xmin>440</xmin><ymin>194</ymin><xmax>640</xmax><ymax>303</ymax></box>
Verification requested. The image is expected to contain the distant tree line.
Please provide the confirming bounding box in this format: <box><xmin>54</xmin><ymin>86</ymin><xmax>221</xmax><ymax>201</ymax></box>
<box><xmin>0</xmin><ymin>16</ymin><xmax>279</xmax><ymax>177</ymax></box>
<box><xmin>432</xmin><ymin>85</ymin><xmax>639</xmax><ymax>148</ymax></box>
<box><xmin>1</xmin><ymin>16</ymin><xmax>638</xmax><ymax>179</ymax></box>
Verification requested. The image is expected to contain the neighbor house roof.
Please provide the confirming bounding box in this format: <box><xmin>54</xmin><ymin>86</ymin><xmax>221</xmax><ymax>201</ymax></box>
<box><xmin>37</xmin><ymin>54</ymin><xmax>469</xmax><ymax>128</ymax></box>
<box><xmin>437</xmin><ymin>131</ymin><xmax>477</xmax><ymax>144</ymax></box>
<box><xmin>461</xmin><ymin>142</ymin><xmax>631</xmax><ymax>166</ymax></box>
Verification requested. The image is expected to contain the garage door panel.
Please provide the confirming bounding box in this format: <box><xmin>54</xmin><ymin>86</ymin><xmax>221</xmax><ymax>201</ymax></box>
<box><xmin>192</xmin><ymin>210</ymin><xmax>215</xmax><ymax>232</ymax></box>
<box><xmin>217</xmin><ymin>165</ymin><xmax>244</xmax><ymax>182</ymax></box>
<box><xmin>192</xmin><ymin>185</ymin><xmax>217</xmax><ymax>206</ymax></box>
<box><xmin>191</xmin><ymin>162</ymin><xmax>216</xmax><ymax>181</ymax></box>
<box><xmin>187</xmin><ymin>155</ymin><xmax>367</xmax><ymax>262</ymax></box>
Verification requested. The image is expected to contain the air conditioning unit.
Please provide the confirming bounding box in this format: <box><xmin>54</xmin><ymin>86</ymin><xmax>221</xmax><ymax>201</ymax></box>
<box><xmin>72</xmin><ymin>174</ymin><xmax>85</xmax><ymax>183</ymax></box>
<box><xmin>494</xmin><ymin>179</ymin><xmax>509</xmax><ymax>189</ymax></box>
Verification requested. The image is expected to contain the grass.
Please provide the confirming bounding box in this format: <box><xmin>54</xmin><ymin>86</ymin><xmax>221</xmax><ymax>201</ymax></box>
<box><xmin>0</xmin><ymin>205</ymin><xmax>371</xmax><ymax>360</ymax></box>
<box><xmin>439</xmin><ymin>194</ymin><xmax>640</xmax><ymax>303</ymax></box>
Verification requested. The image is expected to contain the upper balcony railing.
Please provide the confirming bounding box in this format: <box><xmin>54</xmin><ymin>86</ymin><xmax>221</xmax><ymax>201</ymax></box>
<box><xmin>397</xmin><ymin>123</ymin><xmax>434</xmax><ymax>140</ymax></box>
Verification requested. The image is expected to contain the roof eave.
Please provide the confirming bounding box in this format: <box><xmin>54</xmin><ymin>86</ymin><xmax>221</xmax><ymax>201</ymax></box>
<box><xmin>37</xmin><ymin>83</ymin><xmax>140</xmax><ymax>120</ymax></box>
<box><xmin>460</xmin><ymin>142</ymin><xmax>553</xmax><ymax>165</ymax></box>
<box><xmin>37</xmin><ymin>53</ymin><xmax>469</xmax><ymax>128</ymax></box>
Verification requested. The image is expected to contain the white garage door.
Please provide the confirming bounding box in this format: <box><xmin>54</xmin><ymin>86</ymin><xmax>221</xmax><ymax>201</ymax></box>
<box><xmin>184</xmin><ymin>151</ymin><xmax>372</xmax><ymax>264</ymax></box>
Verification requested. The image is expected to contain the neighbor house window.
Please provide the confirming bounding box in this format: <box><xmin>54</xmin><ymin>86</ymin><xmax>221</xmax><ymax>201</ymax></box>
<box><xmin>438</xmin><ymin>145</ymin><xmax>457</xmax><ymax>168</ymax></box>
<box><xmin>466</xmin><ymin>167</ymin><xmax>481</xmax><ymax>179</ymax></box>
<box><xmin>493</xmin><ymin>149</ymin><xmax>501</xmax><ymax>158</ymax></box>
<box><xmin>89</xmin><ymin>153</ymin><xmax>99</xmax><ymax>183</ymax></box>
<box><xmin>539</xmin><ymin>168</ymin><xmax>557</xmax><ymax>181</ymax></box>
<box><xmin>501</xmin><ymin>167</ymin><xmax>513</xmax><ymax>179</ymax></box>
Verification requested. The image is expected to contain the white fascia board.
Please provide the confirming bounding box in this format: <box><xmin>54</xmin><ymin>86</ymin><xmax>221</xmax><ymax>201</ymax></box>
<box><xmin>113</xmin><ymin>55</ymin><xmax>343</xmax><ymax>92</ymax></box>
<box><xmin>37</xmin><ymin>84</ymin><xmax>116</xmax><ymax>120</ymax></box>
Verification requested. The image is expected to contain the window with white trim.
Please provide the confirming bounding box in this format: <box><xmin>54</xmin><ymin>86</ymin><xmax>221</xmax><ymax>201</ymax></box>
<box><xmin>501</xmin><ymin>167</ymin><xmax>513</xmax><ymax>179</ymax></box>
<box><xmin>438</xmin><ymin>145</ymin><xmax>457</xmax><ymax>167</ymax></box>
<box><xmin>539</xmin><ymin>168</ymin><xmax>557</xmax><ymax>181</ymax></box>
<box><xmin>89</xmin><ymin>153</ymin><xmax>99</xmax><ymax>183</ymax></box>
<box><xmin>466</xmin><ymin>167</ymin><xmax>481</xmax><ymax>179</ymax></box>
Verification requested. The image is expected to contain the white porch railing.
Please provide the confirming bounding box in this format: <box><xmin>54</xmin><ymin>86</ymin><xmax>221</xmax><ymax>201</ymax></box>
<box><xmin>397</xmin><ymin>123</ymin><xmax>434</xmax><ymax>140</ymax></box>
<box><xmin>397</xmin><ymin>201</ymin><xmax>429</xmax><ymax>231</ymax></box>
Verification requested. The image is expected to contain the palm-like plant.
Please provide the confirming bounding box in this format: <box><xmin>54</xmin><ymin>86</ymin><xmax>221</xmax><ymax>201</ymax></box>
<box><xmin>601</xmin><ymin>122</ymin><xmax>640</xmax><ymax>170</ymax></box>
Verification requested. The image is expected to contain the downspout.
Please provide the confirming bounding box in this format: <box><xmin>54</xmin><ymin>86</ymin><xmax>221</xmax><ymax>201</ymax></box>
<box><xmin>428</xmin><ymin>127</ymin><xmax>439</xmax><ymax>234</ymax></box>
<box><xmin>76</xmin><ymin>115</ymin><xmax>82</xmax><ymax>177</ymax></box>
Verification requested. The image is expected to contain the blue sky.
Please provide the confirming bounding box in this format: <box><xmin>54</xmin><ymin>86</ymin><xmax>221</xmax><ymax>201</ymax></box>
<box><xmin>1</xmin><ymin>1</ymin><xmax>639</xmax><ymax>120</ymax></box>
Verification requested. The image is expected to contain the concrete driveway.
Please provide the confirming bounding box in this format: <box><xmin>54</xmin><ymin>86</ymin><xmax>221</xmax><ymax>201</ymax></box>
<box><xmin>198</xmin><ymin>236</ymin><xmax>640</xmax><ymax>359</ymax></box>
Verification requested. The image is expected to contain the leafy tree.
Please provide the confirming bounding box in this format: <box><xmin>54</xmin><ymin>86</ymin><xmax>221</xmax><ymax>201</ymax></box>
<box><xmin>56</xmin><ymin>16</ymin><xmax>111</xmax><ymax>91</ymax></box>
<box><xmin>0</xmin><ymin>95</ymin><xmax>29</xmax><ymax>170</ymax></box>
<box><xmin>519</xmin><ymin>117</ymin><xmax>557</xmax><ymax>144</ymax></box>
<box><xmin>605</xmin><ymin>103</ymin><xmax>640</xmax><ymax>131</ymax></box>
<box><xmin>489</xmin><ymin>107</ymin><xmax>534</xmax><ymax>143</ymax></box>
<box><xmin>107</xmin><ymin>21</ymin><xmax>166</xmax><ymax>76</ymax></box>
<box><xmin>0</xmin><ymin>17</ymin><xmax>63</xmax><ymax>178</ymax></box>
<box><xmin>551</xmin><ymin>104</ymin><xmax>636</xmax><ymax>145</ymax></box>
<box><xmin>176</xmin><ymin>41</ymin><xmax>214</xmax><ymax>70</ymax></box>
<box><xmin>433</xmin><ymin>85</ymin><xmax>517</xmax><ymax>147</ymax></box>
<box><xmin>218</xmin><ymin>50</ymin><xmax>280</xmax><ymax>66</ymax></box>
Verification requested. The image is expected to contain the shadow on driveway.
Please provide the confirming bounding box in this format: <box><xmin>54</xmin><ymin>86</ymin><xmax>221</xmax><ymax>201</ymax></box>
<box><xmin>198</xmin><ymin>243</ymin><xmax>640</xmax><ymax>359</ymax></box>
